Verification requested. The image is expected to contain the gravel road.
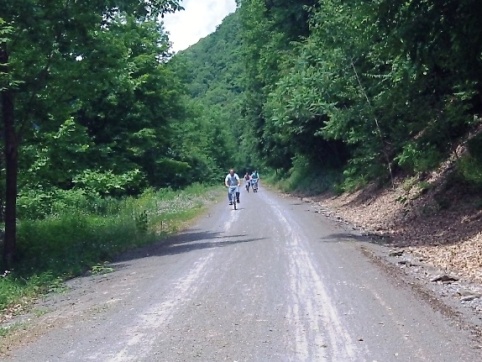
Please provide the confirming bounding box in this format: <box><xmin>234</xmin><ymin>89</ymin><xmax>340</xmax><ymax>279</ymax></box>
<box><xmin>3</xmin><ymin>186</ymin><xmax>480</xmax><ymax>361</ymax></box>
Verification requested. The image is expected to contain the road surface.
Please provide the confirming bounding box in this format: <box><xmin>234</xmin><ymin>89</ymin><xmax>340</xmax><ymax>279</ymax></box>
<box><xmin>3</xmin><ymin>186</ymin><xmax>480</xmax><ymax>361</ymax></box>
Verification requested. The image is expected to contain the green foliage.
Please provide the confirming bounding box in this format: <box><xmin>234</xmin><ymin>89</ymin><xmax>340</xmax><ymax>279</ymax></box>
<box><xmin>340</xmin><ymin>165</ymin><xmax>369</xmax><ymax>193</ymax></box>
<box><xmin>270</xmin><ymin>155</ymin><xmax>342</xmax><ymax>195</ymax></box>
<box><xmin>73</xmin><ymin>169</ymin><xmax>144</xmax><ymax>197</ymax></box>
<box><xmin>1</xmin><ymin>0</ymin><xmax>231</xmax><ymax>314</ymax></box>
<box><xmin>170</xmin><ymin>13</ymin><xmax>244</xmax><ymax>172</ymax></box>
<box><xmin>18</xmin><ymin>188</ymin><xmax>108</xmax><ymax>220</ymax></box>
<box><xmin>395</xmin><ymin>142</ymin><xmax>443</xmax><ymax>173</ymax></box>
<box><xmin>238</xmin><ymin>0</ymin><xmax>319</xmax><ymax>168</ymax></box>
<box><xmin>21</xmin><ymin>118</ymin><xmax>97</xmax><ymax>189</ymax></box>
<box><xmin>10</xmin><ymin>185</ymin><xmax>220</xmax><ymax>278</ymax></box>
<box><xmin>2</xmin><ymin>1</ymin><xmax>194</xmax><ymax>205</ymax></box>
<box><xmin>90</xmin><ymin>262</ymin><xmax>115</xmax><ymax>275</ymax></box>
<box><xmin>227</xmin><ymin>0</ymin><xmax>482</xmax><ymax>188</ymax></box>
<box><xmin>2</xmin><ymin>182</ymin><xmax>220</xmax><ymax>323</ymax></box>
<box><xmin>418</xmin><ymin>181</ymin><xmax>432</xmax><ymax>193</ymax></box>
<box><xmin>135</xmin><ymin>210</ymin><xmax>149</xmax><ymax>233</ymax></box>
<box><xmin>0</xmin><ymin>271</ymin><xmax>64</xmax><ymax>314</ymax></box>
<box><xmin>457</xmin><ymin>155</ymin><xmax>482</xmax><ymax>187</ymax></box>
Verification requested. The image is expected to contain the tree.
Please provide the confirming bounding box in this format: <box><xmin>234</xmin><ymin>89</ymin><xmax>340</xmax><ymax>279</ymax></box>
<box><xmin>238</xmin><ymin>0</ymin><xmax>319</xmax><ymax>170</ymax></box>
<box><xmin>0</xmin><ymin>0</ymin><xmax>182</xmax><ymax>268</ymax></box>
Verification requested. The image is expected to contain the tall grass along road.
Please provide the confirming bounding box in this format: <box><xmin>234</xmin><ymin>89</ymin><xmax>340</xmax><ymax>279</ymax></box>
<box><xmin>2</xmin><ymin>185</ymin><xmax>480</xmax><ymax>361</ymax></box>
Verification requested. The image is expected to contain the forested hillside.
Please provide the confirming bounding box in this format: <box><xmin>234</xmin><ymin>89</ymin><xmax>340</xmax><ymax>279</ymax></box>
<box><xmin>237</xmin><ymin>0</ymin><xmax>482</xmax><ymax>190</ymax></box>
<box><xmin>178</xmin><ymin>0</ymin><xmax>482</xmax><ymax>196</ymax></box>
<box><xmin>170</xmin><ymin>13</ymin><xmax>247</xmax><ymax>170</ymax></box>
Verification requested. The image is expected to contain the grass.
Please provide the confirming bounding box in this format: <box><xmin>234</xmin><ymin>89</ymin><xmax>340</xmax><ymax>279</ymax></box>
<box><xmin>0</xmin><ymin>183</ymin><xmax>222</xmax><ymax>323</ymax></box>
<box><xmin>0</xmin><ymin>272</ymin><xmax>59</xmax><ymax>325</ymax></box>
<box><xmin>0</xmin><ymin>322</ymin><xmax>25</xmax><ymax>338</ymax></box>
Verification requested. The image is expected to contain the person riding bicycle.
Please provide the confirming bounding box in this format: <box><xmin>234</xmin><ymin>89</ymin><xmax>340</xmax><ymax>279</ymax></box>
<box><xmin>250</xmin><ymin>170</ymin><xmax>259</xmax><ymax>189</ymax></box>
<box><xmin>244</xmin><ymin>172</ymin><xmax>251</xmax><ymax>192</ymax></box>
<box><xmin>225</xmin><ymin>169</ymin><xmax>241</xmax><ymax>205</ymax></box>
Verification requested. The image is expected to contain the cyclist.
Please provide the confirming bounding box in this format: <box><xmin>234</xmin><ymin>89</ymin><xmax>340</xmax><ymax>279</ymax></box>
<box><xmin>244</xmin><ymin>172</ymin><xmax>251</xmax><ymax>192</ymax></box>
<box><xmin>251</xmin><ymin>170</ymin><xmax>259</xmax><ymax>190</ymax></box>
<box><xmin>224</xmin><ymin>169</ymin><xmax>241</xmax><ymax>205</ymax></box>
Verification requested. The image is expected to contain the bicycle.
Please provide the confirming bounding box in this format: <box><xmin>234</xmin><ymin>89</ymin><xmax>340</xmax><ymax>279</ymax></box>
<box><xmin>228</xmin><ymin>185</ymin><xmax>237</xmax><ymax>210</ymax></box>
<box><xmin>251</xmin><ymin>179</ymin><xmax>259</xmax><ymax>193</ymax></box>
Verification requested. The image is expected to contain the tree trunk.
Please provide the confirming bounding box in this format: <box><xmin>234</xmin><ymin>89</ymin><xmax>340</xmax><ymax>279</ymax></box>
<box><xmin>0</xmin><ymin>43</ymin><xmax>17</xmax><ymax>269</ymax></box>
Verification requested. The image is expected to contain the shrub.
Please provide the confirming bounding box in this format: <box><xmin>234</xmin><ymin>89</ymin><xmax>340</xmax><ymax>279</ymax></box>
<box><xmin>268</xmin><ymin>155</ymin><xmax>342</xmax><ymax>195</ymax></box>
<box><xmin>456</xmin><ymin>155</ymin><xmax>482</xmax><ymax>187</ymax></box>
<box><xmin>395</xmin><ymin>142</ymin><xmax>443</xmax><ymax>173</ymax></box>
<box><xmin>12</xmin><ymin>184</ymin><xmax>220</xmax><ymax>277</ymax></box>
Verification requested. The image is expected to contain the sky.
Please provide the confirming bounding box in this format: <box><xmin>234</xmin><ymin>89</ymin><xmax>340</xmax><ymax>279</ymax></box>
<box><xmin>162</xmin><ymin>0</ymin><xmax>237</xmax><ymax>53</ymax></box>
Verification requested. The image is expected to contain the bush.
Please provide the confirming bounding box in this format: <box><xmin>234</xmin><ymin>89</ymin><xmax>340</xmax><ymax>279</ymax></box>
<box><xmin>12</xmin><ymin>184</ymin><xmax>220</xmax><ymax>277</ymax></box>
<box><xmin>395</xmin><ymin>142</ymin><xmax>443</xmax><ymax>173</ymax></box>
<box><xmin>16</xmin><ymin>213</ymin><xmax>143</xmax><ymax>276</ymax></box>
<box><xmin>73</xmin><ymin>169</ymin><xmax>145</xmax><ymax>197</ymax></box>
<box><xmin>268</xmin><ymin>155</ymin><xmax>342</xmax><ymax>195</ymax></box>
<box><xmin>456</xmin><ymin>155</ymin><xmax>482</xmax><ymax>187</ymax></box>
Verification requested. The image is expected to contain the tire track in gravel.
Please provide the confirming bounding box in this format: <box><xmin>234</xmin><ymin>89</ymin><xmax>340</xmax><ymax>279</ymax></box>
<box><xmin>93</xmin><ymin>211</ymin><xmax>242</xmax><ymax>361</ymax></box>
<box><xmin>265</xmin><ymin>193</ymin><xmax>363</xmax><ymax>361</ymax></box>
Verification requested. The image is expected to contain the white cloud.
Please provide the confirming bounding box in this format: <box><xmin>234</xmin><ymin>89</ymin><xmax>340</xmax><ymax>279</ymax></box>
<box><xmin>163</xmin><ymin>0</ymin><xmax>237</xmax><ymax>52</ymax></box>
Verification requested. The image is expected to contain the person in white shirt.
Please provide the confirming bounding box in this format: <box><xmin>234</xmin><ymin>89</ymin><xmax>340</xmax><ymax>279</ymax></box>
<box><xmin>224</xmin><ymin>169</ymin><xmax>241</xmax><ymax>205</ymax></box>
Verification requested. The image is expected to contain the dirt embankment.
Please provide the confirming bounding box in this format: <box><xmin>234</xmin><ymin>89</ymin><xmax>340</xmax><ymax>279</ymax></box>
<box><xmin>315</xmin><ymin>160</ymin><xmax>482</xmax><ymax>284</ymax></box>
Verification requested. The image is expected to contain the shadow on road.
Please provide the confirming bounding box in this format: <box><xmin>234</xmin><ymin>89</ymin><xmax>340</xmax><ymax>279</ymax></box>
<box><xmin>112</xmin><ymin>229</ymin><xmax>265</xmax><ymax>264</ymax></box>
<box><xmin>319</xmin><ymin>233</ymin><xmax>372</xmax><ymax>243</ymax></box>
